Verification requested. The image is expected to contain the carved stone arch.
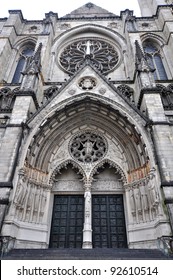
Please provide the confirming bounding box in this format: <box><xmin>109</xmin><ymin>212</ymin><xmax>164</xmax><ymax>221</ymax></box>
<box><xmin>13</xmin><ymin>36</ymin><xmax>37</xmax><ymax>50</ymax></box>
<box><xmin>51</xmin><ymin>24</ymin><xmax>126</xmax><ymax>74</ymax></box>
<box><xmin>49</xmin><ymin>159</ymin><xmax>87</xmax><ymax>185</ymax></box>
<box><xmin>89</xmin><ymin>158</ymin><xmax>127</xmax><ymax>185</ymax></box>
<box><xmin>10</xmin><ymin>37</ymin><xmax>37</xmax><ymax>83</ymax></box>
<box><xmin>52</xmin><ymin>23</ymin><xmax>126</xmax><ymax>51</ymax></box>
<box><xmin>141</xmin><ymin>34</ymin><xmax>168</xmax><ymax>80</ymax></box>
<box><xmin>141</xmin><ymin>33</ymin><xmax>166</xmax><ymax>47</ymax></box>
<box><xmin>20</xmin><ymin>92</ymin><xmax>155</xmax><ymax>173</ymax></box>
<box><xmin>58</xmin><ymin>37</ymin><xmax>121</xmax><ymax>75</ymax></box>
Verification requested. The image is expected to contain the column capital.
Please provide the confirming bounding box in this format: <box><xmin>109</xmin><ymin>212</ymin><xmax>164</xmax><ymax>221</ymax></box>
<box><xmin>84</xmin><ymin>183</ymin><xmax>91</xmax><ymax>192</ymax></box>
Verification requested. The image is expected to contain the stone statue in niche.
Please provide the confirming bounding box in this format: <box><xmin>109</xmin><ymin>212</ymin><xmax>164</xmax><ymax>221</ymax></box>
<box><xmin>129</xmin><ymin>188</ymin><xmax>136</xmax><ymax>215</ymax></box>
<box><xmin>128</xmin><ymin>170</ymin><xmax>163</xmax><ymax>224</ymax></box>
<box><xmin>14</xmin><ymin>174</ymin><xmax>28</xmax><ymax>209</ymax></box>
<box><xmin>34</xmin><ymin>186</ymin><xmax>40</xmax><ymax>212</ymax></box>
<box><xmin>84</xmin><ymin>140</ymin><xmax>94</xmax><ymax>156</ymax></box>
<box><xmin>140</xmin><ymin>183</ymin><xmax>149</xmax><ymax>211</ymax></box>
<box><xmin>133</xmin><ymin>187</ymin><xmax>142</xmax><ymax>213</ymax></box>
<box><xmin>12</xmin><ymin>170</ymin><xmax>48</xmax><ymax>223</ymax></box>
<box><xmin>147</xmin><ymin>172</ymin><xmax>159</xmax><ymax>207</ymax></box>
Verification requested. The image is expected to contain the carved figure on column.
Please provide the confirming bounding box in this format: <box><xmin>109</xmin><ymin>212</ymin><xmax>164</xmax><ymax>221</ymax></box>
<box><xmin>148</xmin><ymin>172</ymin><xmax>159</xmax><ymax>209</ymax></box>
<box><xmin>140</xmin><ymin>183</ymin><xmax>149</xmax><ymax>211</ymax></box>
<box><xmin>129</xmin><ymin>188</ymin><xmax>136</xmax><ymax>216</ymax></box>
<box><xmin>40</xmin><ymin>190</ymin><xmax>47</xmax><ymax>214</ymax></box>
<box><xmin>84</xmin><ymin>191</ymin><xmax>91</xmax><ymax>218</ymax></box>
<box><xmin>133</xmin><ymin>187</ymin><xmax>142</xmax><ymax>223</ymax></box>
<box><xmin>140</xmin><ymin>182</ymin><xmax>150</xmax><ymax>222</ymax></box>
<box><xmin>83</xmin><ymin>183</ymin><xmax>92</xmax><ymax>249</ymax></box>
<box><xmin>34</xmin><ymin>186</ymin><xmax>40</xmax><ymax>212</ymax></box>
<box><xmin>14</xmin><ymin>171</ymin><xmax>28</xmax><ymax>209</ymax></box>
<box><xmin>133</xmin><ymin>187</ymin><xmax>142</xmax><ymax>212</ymax></box>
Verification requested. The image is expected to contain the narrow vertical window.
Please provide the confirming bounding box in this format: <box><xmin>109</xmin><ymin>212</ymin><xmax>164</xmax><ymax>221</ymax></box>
<box><xmin>12</xmin><ymin>46</ymin><xmax>35</xmax><ymax>83</ymax></box>
<box><xmin>143</xmin><ymin>42</ymin><xmax>167</xmax><ymax>80</ymax></box>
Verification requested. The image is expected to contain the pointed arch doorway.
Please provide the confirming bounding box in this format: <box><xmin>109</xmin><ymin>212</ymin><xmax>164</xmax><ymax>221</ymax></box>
<box><xmin>49</xmin><ymin>163</ymin><xmax>127</xmax><ymax>249</ymax></box>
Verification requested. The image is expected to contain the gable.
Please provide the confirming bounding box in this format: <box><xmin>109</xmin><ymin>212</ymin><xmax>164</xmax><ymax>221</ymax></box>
<box><xmin>62</xmin><ymin>2</ymin><xmax>117</xmax><ymax>18</ymax></box>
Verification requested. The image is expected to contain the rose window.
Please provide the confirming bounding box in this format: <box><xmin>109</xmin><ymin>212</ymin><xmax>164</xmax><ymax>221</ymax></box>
<box><xmin>70</xmin><ymin>131</ymin><xmax>107</xmax><ymax>163</ymax></box>
<box><xmin>59</xmin><ymin>39</ymin><xmax>119</xmax><ymax>74</ymax></box>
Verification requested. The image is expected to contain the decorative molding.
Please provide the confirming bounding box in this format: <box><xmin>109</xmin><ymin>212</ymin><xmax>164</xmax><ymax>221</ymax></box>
<box><xmin>50</xmin><ymin>159</ymin><xmax>87</xmax><ymax>184</ymax></box>
<box><xmin>92</xmin><ymin>179</ymin><xmax>123</xmax><ymax>191</ymax></box>
<box><xmin>90</xmin><ymin>158</ymin><xmax>127</xmax><ymax>184</ymax></box>
<box><xmin>78</xmin><ymin>76</ymin><xmax>97</xmax><ymax>91</ymax></box>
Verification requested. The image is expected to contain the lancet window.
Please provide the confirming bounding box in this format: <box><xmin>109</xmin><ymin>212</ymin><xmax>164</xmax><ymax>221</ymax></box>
<box><xmin>12</xmin><ymin>44</ymin><xmax>35</xmax><ymax>83</ymax></box>
<box><xmin>143</xmin><ymin>41</ymin><xmax>167</xmax><ymax>80</ymax></box>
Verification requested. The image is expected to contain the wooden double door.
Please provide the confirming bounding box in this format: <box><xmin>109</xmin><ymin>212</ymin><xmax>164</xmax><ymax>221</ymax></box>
<box><xmin>49</xmin><ymin>194</ymin><xmax>127</xmax><ymax>248</ymax></box>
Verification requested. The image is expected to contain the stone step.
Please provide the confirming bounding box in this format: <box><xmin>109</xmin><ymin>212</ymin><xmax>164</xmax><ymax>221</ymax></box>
<box><xmin>2</xmin><ymin>248</ymin><xmax>173</xmax><ymax>260</ymax></box>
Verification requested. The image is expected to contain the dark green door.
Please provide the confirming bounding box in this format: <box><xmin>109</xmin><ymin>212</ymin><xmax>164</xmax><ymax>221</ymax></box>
<box><xmin>92</xmin><ymin>195</ymin><xmax>127</xmax><ymax>248</ymax></box>
<box><xmin>49</xmin><ymin>195</ymin><xmax>84</xmax><ymax>248</ymax></box>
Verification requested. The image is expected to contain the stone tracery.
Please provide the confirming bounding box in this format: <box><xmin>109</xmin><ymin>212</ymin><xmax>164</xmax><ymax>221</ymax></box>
<box><xmin>59</xmin><ymin>39</ymin><xmax>119</xmax><ymax>74</ymax></box>
<box><xmin>69</xmin><ymin>131</ymin><xmax>107</xmax><ymax>164</ymax></box>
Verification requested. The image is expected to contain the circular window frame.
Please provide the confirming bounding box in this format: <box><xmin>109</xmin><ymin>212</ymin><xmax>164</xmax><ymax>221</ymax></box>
<box><xmin>69</xmin><ymin>130</ymin><xmax>108</xmax><ymax>164</ymax></box>
<box><xmin>58</xmin><ymin>37</ymin><xmax>120</xmax><ymax>75</ymax></box>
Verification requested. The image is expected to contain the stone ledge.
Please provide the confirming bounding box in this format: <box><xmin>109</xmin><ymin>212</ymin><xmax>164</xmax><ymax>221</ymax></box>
<box><xmin>0</xmin><ymin>182</ymin><xmax>13</xmax><ymax>188</ymax></box>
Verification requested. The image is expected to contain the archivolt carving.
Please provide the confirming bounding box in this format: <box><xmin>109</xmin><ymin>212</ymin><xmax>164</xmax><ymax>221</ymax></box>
<box><xmin>89</xmin><ymin>159</ymin><xmax>127</xmax><ymax>184</ymax></box>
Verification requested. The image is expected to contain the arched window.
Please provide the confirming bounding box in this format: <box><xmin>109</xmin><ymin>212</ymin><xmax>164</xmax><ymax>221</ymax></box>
<box><xmin>143</xmin><ymin>41</ymin><xmax>167</xmax><ymax>80</ymax></box>
<box><xmin>12</xmin><ymin>45</ymin><xmax>35</xmax><ymax>83</ymax></box>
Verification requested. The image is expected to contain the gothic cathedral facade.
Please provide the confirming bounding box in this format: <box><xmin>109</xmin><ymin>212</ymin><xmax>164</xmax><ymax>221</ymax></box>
<box><xmin>0</xmin><ymin>1</ymin><xmax>173</xmax><ymax>251</ymax></box>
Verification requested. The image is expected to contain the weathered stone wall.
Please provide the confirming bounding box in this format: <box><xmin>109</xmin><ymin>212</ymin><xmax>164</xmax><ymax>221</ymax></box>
<box><xmin>0</xmin><ymin>2</ymin><xmax>173</xmax><ymax>250</ymax></box>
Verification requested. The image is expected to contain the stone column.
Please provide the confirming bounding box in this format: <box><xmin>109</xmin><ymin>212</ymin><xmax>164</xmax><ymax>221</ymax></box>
<box><xmin>82</xmin><ymin>183</ymin><xmax>92</xmax><ymax>249</ymax></box>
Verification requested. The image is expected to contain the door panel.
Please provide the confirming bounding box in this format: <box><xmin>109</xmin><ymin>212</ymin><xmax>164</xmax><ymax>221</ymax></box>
<box><xmin>92</xmin><ymin>195</ymin><xmax>127</xmax><ymax>248</ymax></box>
<box><xmin>49</xmin><ymin>195</ymin><xmax>84</xmax><ymax>248</ymax></box>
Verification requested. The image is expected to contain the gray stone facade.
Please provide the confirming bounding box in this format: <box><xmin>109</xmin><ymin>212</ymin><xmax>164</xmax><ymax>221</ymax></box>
<box><xmin>0</xmin><ymin>1</ymin><xmax>173</xmax><ymax>251</ymax></box>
